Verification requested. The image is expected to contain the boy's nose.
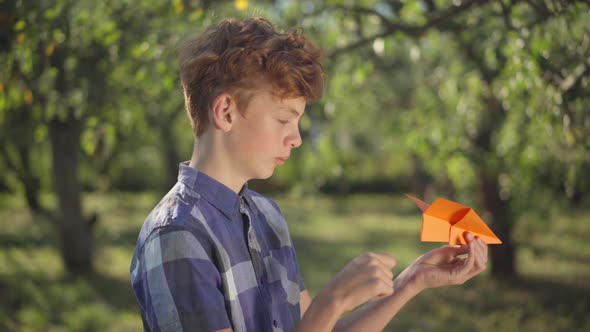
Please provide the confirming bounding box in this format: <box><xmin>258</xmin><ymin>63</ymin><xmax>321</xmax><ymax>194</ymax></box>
<box><xmin>288</xmin><ymin>127</ymin><xmax>302</xmax><ymax>148</ymax></box>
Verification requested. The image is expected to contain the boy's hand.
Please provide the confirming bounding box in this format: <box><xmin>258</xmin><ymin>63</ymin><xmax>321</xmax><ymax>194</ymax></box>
<box><xmin>395</xmin><ymin>232</ymin><xmax>488</xmax><ymax>294</ymax></box>
<box><xmin>321</xmin><ymin>252</ymin><xmax>397</xmax><ymax>313</ymax></box>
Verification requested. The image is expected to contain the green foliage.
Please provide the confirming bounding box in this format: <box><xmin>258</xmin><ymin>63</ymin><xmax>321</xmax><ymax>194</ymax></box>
<box><xmin>2</xmin><ymin>0</ymin><xmax>586</xmax><ymax>197</ymax></box>
<box><xmin>0</xmin><ymin>0</ymin><xmax>587</xmax><ymax>327</ymax></box>
<box><xmin>0</xmin><ymin>0</ymin><xmax>587</xmax><ymax>284</ymax></box>
<box><xmin>0</xmin><ymin>192</ymin><xmax>588</xmax><ymax>331</ymax></box>
<box><xmin>272</xmin><ymin>0</ymin><xmax>589</xmax><ymax>206</ymax></box>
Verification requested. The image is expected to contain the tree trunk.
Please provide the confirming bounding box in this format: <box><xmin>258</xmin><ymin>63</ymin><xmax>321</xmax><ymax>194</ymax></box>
<box><xmin>477</xmin><ymin>161</ymin><xmax>516</xmax><ymax>278</ymax></box>
<box><xmin>49</xmin><ymin>110</ymin><xmax>93</xmax><ymax>273</ymax></box>
<box><xmin>470</xmin><ymin>92</ymin><xmax>517</xmax><ymax>279</ymax></box>
<box><xmin>17</xmin><ymin>145</ymin><xmax>43</xmax><ymax>214</ymax></box>
<box><xmin>410</xmin><ymin>153</ymin><xmax>430</xmax><ymax>198</ymax></box>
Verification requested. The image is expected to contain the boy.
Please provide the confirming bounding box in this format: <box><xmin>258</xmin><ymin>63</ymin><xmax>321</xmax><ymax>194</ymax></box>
<box><xmin>130</xmin><ymin>17</ymin><xmax>488</xmax><ymax>332</ymax></box>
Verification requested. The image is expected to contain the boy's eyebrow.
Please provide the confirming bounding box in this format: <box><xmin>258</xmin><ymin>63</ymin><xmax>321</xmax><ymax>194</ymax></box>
<box><xmin>283</xmin><ymin>106</ymin><xmax>302</xmax><ymax>117</ymax></box>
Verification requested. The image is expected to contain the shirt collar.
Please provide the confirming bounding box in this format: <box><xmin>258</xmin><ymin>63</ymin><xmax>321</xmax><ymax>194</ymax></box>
<box><xmin>177</xmin><ymin>162</ymin><xmax>248</xmax><ymax>219</ymax></box>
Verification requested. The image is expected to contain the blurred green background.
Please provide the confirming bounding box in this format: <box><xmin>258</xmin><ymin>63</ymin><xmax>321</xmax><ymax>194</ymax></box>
<box><xmin>0</xmin><ymin>0</ymin><xmax>588</xmax><ymax>331</ymax></box>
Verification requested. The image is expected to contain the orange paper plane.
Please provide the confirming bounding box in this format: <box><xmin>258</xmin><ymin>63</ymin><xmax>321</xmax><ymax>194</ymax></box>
<box><xmin>406</xmin><ymin>194</ymin><xmax>502</xmax><ymax>245</ymax></box>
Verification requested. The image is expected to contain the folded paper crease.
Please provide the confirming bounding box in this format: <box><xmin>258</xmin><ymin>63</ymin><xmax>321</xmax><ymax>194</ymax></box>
<box><xmin>406</xmin><ymin>194</ymin><xmax>502</xmax><ymax>245</ymax></box>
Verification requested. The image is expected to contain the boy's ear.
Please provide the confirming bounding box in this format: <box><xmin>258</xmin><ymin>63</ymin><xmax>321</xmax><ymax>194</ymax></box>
<box><xmin>210</xmin><ymin>93</ymin><xmax>236</xmax><ymax>132</ymax></box>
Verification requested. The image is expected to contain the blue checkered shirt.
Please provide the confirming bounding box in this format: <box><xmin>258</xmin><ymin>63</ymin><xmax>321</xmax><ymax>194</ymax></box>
<box><xmin>130</xmin><ymin>163</ymin><xmax>305</xmax><ymax>331</ymax></box>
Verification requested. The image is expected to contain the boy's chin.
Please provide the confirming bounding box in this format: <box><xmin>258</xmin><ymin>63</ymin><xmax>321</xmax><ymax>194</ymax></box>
<box><xmin>251</xmin><ymin>168</ymin><xmax>275</xmax><ymax>181</ymax></box>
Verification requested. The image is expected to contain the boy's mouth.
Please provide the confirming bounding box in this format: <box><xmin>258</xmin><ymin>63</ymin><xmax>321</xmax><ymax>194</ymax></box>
<box><xmin>275</xmin><ymin>157</ymin><xmax>288</xmax><ymax>165</ymax></box>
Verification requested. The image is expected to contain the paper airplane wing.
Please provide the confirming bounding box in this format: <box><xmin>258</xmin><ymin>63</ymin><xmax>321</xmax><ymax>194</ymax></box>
<box><xmin>407</xmin><ymin>195</ymin><xmax>502</xmax><ymax>245</ymax></box>
<box><xmin>407</xmin><ymin>194</ymin><xmax>451</xmax><ymax>242</ymax></box>
<box><xmin>450</xmin><ymin>209</ymin><xmax>502</xmax><ymax>245</ymax></box>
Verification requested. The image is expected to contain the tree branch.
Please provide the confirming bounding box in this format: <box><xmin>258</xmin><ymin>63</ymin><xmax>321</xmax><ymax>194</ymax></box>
<box><xmin>561</xmin><ymin>61</ymin><xmax>590</xmax><ymax>97</ymax></box>
<box><xmin>326</xmin><ymin>0</ymin><xmax>492</xmax><ymax>58</ymax></box>
<box><xmin>498</xmin><ymin>0</ymin><xmax>516</xmax><ymax>30</ymax></box>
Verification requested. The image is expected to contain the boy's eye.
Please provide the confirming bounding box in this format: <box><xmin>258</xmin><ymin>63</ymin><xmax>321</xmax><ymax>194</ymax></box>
<box><xmin>277</xmin><ymin>119</ymin><xmax>290</xmax><ymax>124</ymax></box>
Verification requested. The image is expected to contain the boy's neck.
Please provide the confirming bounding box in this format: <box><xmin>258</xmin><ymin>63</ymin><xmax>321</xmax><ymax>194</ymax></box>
<box><xmin>189</xmin><ymin>136</ymin><xmax>246</xmax><ymax>194</ymax></box>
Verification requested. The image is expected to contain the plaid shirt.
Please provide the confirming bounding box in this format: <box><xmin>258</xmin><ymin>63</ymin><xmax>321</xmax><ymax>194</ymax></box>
<box><xmin>130</xmin><ymin>163</ymin><xmax>305</xmax><ymax>332</ymax></box>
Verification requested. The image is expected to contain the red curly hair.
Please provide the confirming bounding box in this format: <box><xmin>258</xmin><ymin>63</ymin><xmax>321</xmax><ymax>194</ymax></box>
<box><xmin>179</xmin><ymin>17</ymin><xmax>324</xmax><ymax>137</ymax></box>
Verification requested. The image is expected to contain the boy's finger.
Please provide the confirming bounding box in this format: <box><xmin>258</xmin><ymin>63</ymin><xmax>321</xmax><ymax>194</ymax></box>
<box><xmin>461</xmin><ymin>232</ymin><xmax>476</xmax><ymax>274</ymax></box>
<box><xmin>368</xmin><ymin>262</ymin><xmax>394</xmax><ymax>280</ymax></box>
<box><xmin>480</xmin><ymin>238</ymin><xmax>489</xmax><ymax>262</ymax></box>
<box><xmin>467</xmin><ymin>242</ymin><xmax>487</xmax><ymax>278</ymax></box>
<box><xmin>480</xmin><ymin>242</ymin><xmax>489</xmax><ymax>269</ymax></box>
<box><xmin>441</xmin><ymin>244</ymin><xmax>469</xmax><ymax>257</ymax></box>
<box><xmin>368</xmin><ymin>252</ymin><xmax>397</xmax><ymax>269</ymax></box>
<box><xmin>474</xmin><ymin>238</ymin><xmax>486</xmax><ymax>267</ymax></box>
<box><xmin>376</xmin><ymin>270</ymin><xmax>395</xmax><ymax>287</ymax></box>
<box><xmin>374</xmin><ymin>279</ymin><xmax>395</xmax><ymax>298</ymax></box>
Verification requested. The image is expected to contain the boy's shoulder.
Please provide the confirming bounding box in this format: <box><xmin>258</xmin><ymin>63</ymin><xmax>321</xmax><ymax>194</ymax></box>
<box><xmin>135</xmin><ymin>183</ymin><xmax>206</xmax><ymax>249</ymax></box>
<box><xmin>134</xmin><ymin>182</ymin><xmax>292</xmax><ymax>254</ymax></box>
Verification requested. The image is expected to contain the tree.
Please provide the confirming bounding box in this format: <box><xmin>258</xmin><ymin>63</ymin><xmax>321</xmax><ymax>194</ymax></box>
<box><xmin>277</xmin><ymin>0</ymin><xmax>589</xmax><ymax>278</ymax></box>
<box><xmin>0</xmin><ymin>0</ymin><xmax>275</xmax><ymax>273</ymax></box>
<box><xmin>0</xmin><ymin>0</ymin><xmax>191</xmax><ymax>273</ymax></box>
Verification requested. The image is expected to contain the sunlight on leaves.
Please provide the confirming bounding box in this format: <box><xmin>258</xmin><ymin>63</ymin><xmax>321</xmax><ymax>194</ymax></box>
<box><xmin>235</xmin><ymin>0</ymin><xmax>249</xmax><ymax>11</ymax></box>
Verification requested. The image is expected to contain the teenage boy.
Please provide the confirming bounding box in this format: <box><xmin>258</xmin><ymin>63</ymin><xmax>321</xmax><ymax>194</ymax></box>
<box><xmin>130</xmin><ymin>17</ymin><xmax>488</xmax><ymax>332</ymax></box>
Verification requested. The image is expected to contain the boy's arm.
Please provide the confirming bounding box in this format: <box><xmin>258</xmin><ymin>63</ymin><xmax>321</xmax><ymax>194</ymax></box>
<box><xmin>332</xmin><ymin>232</ymin><xmax>488</xmax><ymax>331</ymax></box>
<box><xmin>297</xmin><ymin>234</ymin><xmax>487</xmax><ymax>331</ymax></box>
<box><xmin>294</xmin><ymin>252</ymin><xmax>397</xmax><ymax>332</ymax></box>
<box><xmin>298</xmin><ymin>282</ymin><xmax>417</xmax><ymax>332</ymax></box>
<box><xmin>299</xmin><ymin>289</ymin><xmax>312</xmax><ymax>315</ymax></box>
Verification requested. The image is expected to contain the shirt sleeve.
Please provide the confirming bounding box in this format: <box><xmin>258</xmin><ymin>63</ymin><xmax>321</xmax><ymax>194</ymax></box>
<box><xmin>137</xmin><ymin>227</ymin><xmax>231</xmax><ymax>331</ymax></box>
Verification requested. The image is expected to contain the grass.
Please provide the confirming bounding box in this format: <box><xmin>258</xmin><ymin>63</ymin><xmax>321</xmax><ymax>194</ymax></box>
<box><xmin>0</xmin><ymin>192</ymin><xmax>588</xmax><ymax>331</ymax></box>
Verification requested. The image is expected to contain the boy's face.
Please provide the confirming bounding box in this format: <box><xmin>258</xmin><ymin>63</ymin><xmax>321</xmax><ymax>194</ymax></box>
<box><xmin>227</xmin><ymin>89</ymin><xmax>304</xmax><ymax>181</ymax></box>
